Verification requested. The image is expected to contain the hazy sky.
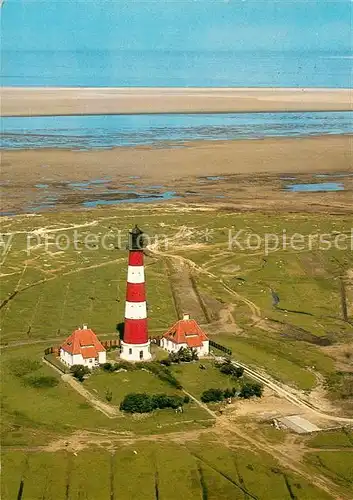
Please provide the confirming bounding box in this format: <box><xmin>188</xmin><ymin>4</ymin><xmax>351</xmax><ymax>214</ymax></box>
<box><xmin>2</xmin><ymin>0</ymin><xmax>352</xmax><ymax>52</ymax></box>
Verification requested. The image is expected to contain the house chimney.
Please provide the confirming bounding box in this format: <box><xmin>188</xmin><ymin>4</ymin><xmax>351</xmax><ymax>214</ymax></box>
<box><xmin>82</xmin><ymin>324</ymin><xmax>88</xmax><ymax>330</ymax></box>
<box><xmin>183</xmin><ymin>313</ymin><xmax>190</xmax><ymax>320</ymax></box>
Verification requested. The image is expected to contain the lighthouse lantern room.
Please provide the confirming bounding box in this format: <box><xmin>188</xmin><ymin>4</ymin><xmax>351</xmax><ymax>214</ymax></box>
<box><xmin>120</xmin><ymin>225</ymin><xmax>152</xmax><ymax>362</ymax></box>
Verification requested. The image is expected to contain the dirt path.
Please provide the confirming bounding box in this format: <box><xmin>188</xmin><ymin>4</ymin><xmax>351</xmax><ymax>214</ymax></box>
<box><xmin>61</xmin><ymin>374</ymin><xmax>119</xmax><ymax>418</ymax></box>
<box><xmin>216</xmin><ymin>417</ymin><xmax>351</xmax><ymax>500</ymax></box>
<box><xmin>225</xmin><ymin>357</ymin><xmax>353</xmax><ymax>424</ymax></box>
<box><xmin>182</xmin><ymin>389</ymin><xmax>217</xmax><ymax>418</ymax></box>
<box><xmin>148</xmin><ymin>235</ymin><xmax>261</xmax><ymax>327</ymax></box>
<box><xmin>183</xmin><ymin>386</ymin><xmax>351</xmax><ymax>500</ymax></box>
<box><xmin>42</xmin><ymin>357</ymin><xmax>119</xmax><ymax>418</ymax></box>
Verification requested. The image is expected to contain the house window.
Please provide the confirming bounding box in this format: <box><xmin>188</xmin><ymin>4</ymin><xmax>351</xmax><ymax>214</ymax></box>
<box><xmin>139</xmin><ymin>350</ymin><xmax>143</xmax><ymax>360</ymax></box>
<box><xmin>89</xmin><ymin>359</ymin><xmax>93</xmax><ymax>363</ymax></box>
<box><xmin>129</xmin><ymin>348</ymin><xmax>132</xmax><ymax>355</ymax></box>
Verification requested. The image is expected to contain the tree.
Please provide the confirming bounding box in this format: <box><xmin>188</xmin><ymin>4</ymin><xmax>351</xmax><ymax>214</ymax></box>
<box><xmin>166</xmin><ymin>395</ymin><xmax>184</xmax><ymax>409</ymax></box>
<box><xmin>168</xmin><ymin>352</ymin><xmax>181</xmax><ymax>364</ymax></box>
<box><xmin>168</xmin><ymin>347</ymin><xmax>197</xmax><ymax>364</ymax></box>
<box><xmin>120</xmin><ymin>392</ymin><xmax>188</xmax><ymax>413</ymax></box>
<box><xmin>160</xmin><ymin>358</ymin><xmax>172</xmax><ymax>366</ymax></box>
<box><xmin>151</xmin><ymin>394</ymin><xmax>171</xmax><ymax>409</ymax></box>
<box><xmin>251</xmin><ymin>382</ymin><xmax>263</xmax><ymax>398</ymax></box>
<box><xmin>70</xmin><ymin>364</ymin><xmax>90</xmax><ymax>382</ymax></box>
<box><xmin>177</xmin><ymin>347</ymin><xmax>193</xmax><ymax>363</ymax></box>
<box><xmin>239</xmin><ymin>384</ymin><xmax>253</xmax><ymax>399</ymax></box>
<box><xmin>201</xmin><ymin>388</ymin><xmax>224</xmax><ymax>403</ymax></box>
<box><xmin>151</xmin><ymin>394</ymin><xmax>184</xmax><ymax>410</ymax></box>
<box><xmin>190</xmin><ymin>348</ymin><xmax>199</xmax><ymax>361</ymax></box>
<box><xmin>219</xmin><ymin>363</ymin><xmax>234</xmax><ymax>375</ymax></box>
<box><xmin>218</xmin><ymin>359</ymin><xmax>244</xmax><ymax>378</ymax></box>
<box><xmin>223</xmin><ymin>388</ymin><xmax>233</xmax><ymax>399</ymax></box>
<box><xmin>239</xmin><ymin>382</ymin><xmax>263</xmax><ymax>399</ymax></box>
<box><xmin>234</xmin><ymin>366</ymin><xmax>244</xmax><ymax>379</ymax></box>
<box><xmin>120</xmin><ymin>393</ymin><xmax>154</xmax><ymax>413</ymax></box>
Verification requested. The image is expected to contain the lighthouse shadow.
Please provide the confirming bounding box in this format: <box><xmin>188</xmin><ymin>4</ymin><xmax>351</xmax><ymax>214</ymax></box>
<box><xmin>116</xmin><ymin>322</ymin><xmax>125</xmax><ymax>339</ymax></box>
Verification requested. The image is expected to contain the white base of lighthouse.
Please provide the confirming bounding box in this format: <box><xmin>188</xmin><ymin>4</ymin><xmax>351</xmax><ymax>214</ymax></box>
<box><xmin>120</xmin><ymin>340</ymin><xmax>152</xmax><ymax>362</ymax></box>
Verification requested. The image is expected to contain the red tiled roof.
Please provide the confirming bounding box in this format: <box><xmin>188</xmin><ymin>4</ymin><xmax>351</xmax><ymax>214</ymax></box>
<box><xmin>81</xmin><ymin>346</ymin><xmax>100</xmax><ymax>359</ymax></box>
<box><xmin>61</xmin><ymin>328</ymin><xmax>105</xmax><ymax>358</ymax></box>
<box><xmin>185</xmin><ymin>336</ymin><xmax>203</xmax><ymax>348</ymax></box>
<box><xmin>163</xmin><ymin>318</ymin><xmax>208</xmax><ymax>347</ymax></box>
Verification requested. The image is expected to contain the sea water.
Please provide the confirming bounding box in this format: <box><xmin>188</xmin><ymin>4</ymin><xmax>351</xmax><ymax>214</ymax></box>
<box><xmin>1</xmin><ymin>112</ymin><xmax>352</xmax><ymax>150</ymax></box>
<box><xmin>2</xmin><ymin>49</ymin><xmax>352</xmax><ymax>88</ymax></box>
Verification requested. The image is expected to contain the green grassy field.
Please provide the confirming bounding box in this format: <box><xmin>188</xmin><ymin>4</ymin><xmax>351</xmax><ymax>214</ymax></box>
<box><xmin>1</xmin><ymin>440</ymin><xmax>339</xmax><ymax>500</ymax></box>
<box><xmin>305</xmin><ymin>451</ymin><xmax>353</xmax><ymax>491</ymax></box>
<box><xmin>1</xmin><ymin>206</ymin><xmax>353</xmax><ymax>499</ymax></box>
<box><xmin>1</xmin><ymin>344</ymin><xmax>213</xmax><ymax>446</ymax></box>
<box><xmin>84</xmin><ymin>368</ymin><xmax>177</xmax><ymax>403</ymax></box>
<box><xmin>307</xmin><ymin>429</ymin><xmax>353</xmax><ymax>449</ymax></box>
<box><xmin>170</xmin><ymin>359</ymin><xmax>240</xmax><ymax>399</ymax></box>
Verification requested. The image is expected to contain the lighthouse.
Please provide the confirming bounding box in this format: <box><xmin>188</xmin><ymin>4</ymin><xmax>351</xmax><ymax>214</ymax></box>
<box><xmin>120</xmin><ymin>225</ymin><xmax>152</xmax><ymax>362</ymax></box>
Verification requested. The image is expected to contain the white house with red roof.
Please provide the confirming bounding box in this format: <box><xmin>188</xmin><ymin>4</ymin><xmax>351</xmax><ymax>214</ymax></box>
<box><xmin>160</xmin><ymin>314</ymin><xmax>209</xmax><ymax>357</ymax></box>
<box><xmin>60</xmin><ymin>325</ymin><xmax>106</xmax><ymax>369</ymax></box>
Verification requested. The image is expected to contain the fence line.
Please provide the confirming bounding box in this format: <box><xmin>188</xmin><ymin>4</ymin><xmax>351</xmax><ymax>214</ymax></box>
<box><xmin>209</xmin><ymin>340</ymin><xmax>232</xmax><ymax>356</ymax></box>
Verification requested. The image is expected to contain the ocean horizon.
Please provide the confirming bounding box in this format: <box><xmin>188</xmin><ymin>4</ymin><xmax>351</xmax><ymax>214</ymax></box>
<box><xmin>2</xmin><ymin>49</ymin><xmax>352</xmax><ymax>88</ymax></box>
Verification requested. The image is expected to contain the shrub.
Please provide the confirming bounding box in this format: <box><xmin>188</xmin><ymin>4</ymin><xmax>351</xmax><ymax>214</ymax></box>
<box><xmin>151</xmin><ymin>394</ymin><xmax>184</xmax><ymax>409</ymax></box>
<box><xmin>201</xmin><ymin>388</ymin><xmax>224</xmax><ymax>403</ymax></box>
<box><xmin>234</xmin><ymin>366</ymin><xmax>245</xmax><ymax>378</ymax></box>
<box><xmin>114</xmin><ymin>361</ymin><xmax>136</xmax><ymax>372</ymax></box>
<box><xmin>183</xmin><ymin>395</ymin><xmax>190</xmax><ymax>404</ymax></box>
<box><xmin>177</xmin><ymin>347</ymin><xmax>193</xmax><ymax>362</ymax></box>
<box><xmin>151</xmin><ymin>394</ymin><xmax>171</xmax><ymax>409</ymax></box>
<box><xmin>168</xmin><ymin>352</ymin><xmax>181</xmax><ymax>364</ymax></box>
<box><xmin>70</xmin><ymin>364</ymin><xmax>90</xmax><ymax>382</ymax></box>
<box><xmin>146</xmin><ymin>362</ymin><xmax>182</xmax><ymax>389</ymax></box>
<box><xmin>160</xmin><ymin>359</ymin><xmax>172</xmax><ymax>367</ymax></box>
<box><xmin>219</xmin><ymin>364</ymin><xmax>234</xmax><ymax>375</ymax></box>
<box><xmin>239</xmin><ymin>382</ymin><xmax>263</xmax><ymax>399</ymax></box>
<box><xmin>9</xmin><ymin>358</ymin><xmax>41</xmax><ymax>378</ymax></box>
<box><xmin>102</xmin><ymin>362</ymin><xmax>113</xmax><ymax>372</ymax></box>
<box><xmin>25</xmin><ymin>375</ymin><xmax>59</xmax><ymax>388</ymax></box>
<box><xmin>120</xmin><ymin>393</ymin><xmax>154</xmax><ymax>413</ymax></box>
<box><xmin>223</xmin><ymin>388</ymin><xmax>233</xmax><ymax>399</ymax></box>
<box><xmin>168</xmin><ymin>347</ymin><xmax>198</xmax><ymax>364</ymax></box>
<box><xmin>120</xmin><ymin>392</ymin><xmax>187</xmax><ymax>413</ymax></box>
<box><xmin>165</xmin><ymin>395</ymin><xmax>185</xmax><ymax>409</ymax></box>
<box><xmin>218</xmin><ymin>360</ymin><xmax>244</xmax><ymax>379</ymax></box>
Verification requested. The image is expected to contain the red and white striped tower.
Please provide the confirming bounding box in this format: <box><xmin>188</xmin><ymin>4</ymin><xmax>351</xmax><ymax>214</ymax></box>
<box><xmin>120</xmin><ymin>226</ymin><xmax>151</xmax><ymax>362</ymax></box>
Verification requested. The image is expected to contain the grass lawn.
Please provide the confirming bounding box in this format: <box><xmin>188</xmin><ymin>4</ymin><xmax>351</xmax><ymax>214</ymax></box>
<box><xmin>1</xmin><ymin>344</ymin><xmax>213</xmax><ymax>444</ymax></box>
<box><xmin>83</xmin><ymin>368</ymin><xmax>182</xmax><ymax>405</ymax></box>
<box><xmin>171</xmin><ymin>360</ymin><xmax>241</xmax><ymax>399</ymax></box>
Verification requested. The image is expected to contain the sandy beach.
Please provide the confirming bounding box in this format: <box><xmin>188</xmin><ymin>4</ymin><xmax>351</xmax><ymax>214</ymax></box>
<box><xmin>1</xmin><ymin>87</ymin><xmax>352</xmax><ymax>116</ymax></box>
<box><xmin>2</xmin><ymin>135</ymin><xmax>352</xmax><ymax>214</ymax></box>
